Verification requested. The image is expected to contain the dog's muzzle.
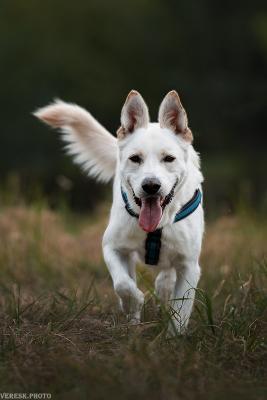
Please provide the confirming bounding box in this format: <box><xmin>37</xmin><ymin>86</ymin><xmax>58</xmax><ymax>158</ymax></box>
<box><xmin>128</xmin><ymin>179</ymin><xmax>178</xmax><ymax>233</ymax></box>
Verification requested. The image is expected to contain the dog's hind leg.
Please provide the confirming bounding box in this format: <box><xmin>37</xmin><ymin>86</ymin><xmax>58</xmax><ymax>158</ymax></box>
<box><xmin>103</xmin><ymin>245</ymin><xmax>144</xmax><ymax>323</ymax></box>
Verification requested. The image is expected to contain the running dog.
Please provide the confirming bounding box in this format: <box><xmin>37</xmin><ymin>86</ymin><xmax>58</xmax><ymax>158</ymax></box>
<box><xmin>34</xmin><ymin>90</ymin><xmax>204</xmax><ymax>334</ymax></box>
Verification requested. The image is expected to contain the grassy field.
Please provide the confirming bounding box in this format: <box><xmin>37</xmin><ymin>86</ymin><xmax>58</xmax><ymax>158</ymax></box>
<box><xmin>0</xmin><ymin>202</ymin><xmax>266</xmax><ymax>399</ymax></box>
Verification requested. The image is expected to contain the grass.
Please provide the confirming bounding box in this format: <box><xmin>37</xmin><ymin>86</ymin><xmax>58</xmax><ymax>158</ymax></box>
<box><xmin>0</xmin><ymin>203</ymin><xmax>266</xmax><ymax>399</ymax></box>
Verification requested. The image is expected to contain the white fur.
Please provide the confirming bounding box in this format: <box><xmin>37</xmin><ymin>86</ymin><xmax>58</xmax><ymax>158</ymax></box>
<box><xmin>34</xmin><ymin>100</ymin><xmax>117</xmax><ymax>182</ymax></box>
<box><xmin>158</xmin><ymin>90</ymin><xmax>188</xmax><ymax>133</ymax></box>
<box><xmin>121</xmin><ymin>90</ymin><xmax>149</xmax><ymax>133</ymax></box>
<box><xmin>35</xmin><ymin>91</ymin><xmax>204</xmax><ymax>334</ymax></box>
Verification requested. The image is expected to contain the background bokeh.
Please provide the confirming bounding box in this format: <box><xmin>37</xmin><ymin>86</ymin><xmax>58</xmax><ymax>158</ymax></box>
<box><xmin>1</xmin><ymin>0</ymin><xmax>267</xmax><ymax>216</ymax></box>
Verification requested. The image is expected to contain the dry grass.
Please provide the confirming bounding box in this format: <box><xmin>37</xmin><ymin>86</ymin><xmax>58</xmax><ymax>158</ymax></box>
<box><xmin>0</xmin><ymin>204</ymin><xmax>266</xmax><ymax>399</ymax></box>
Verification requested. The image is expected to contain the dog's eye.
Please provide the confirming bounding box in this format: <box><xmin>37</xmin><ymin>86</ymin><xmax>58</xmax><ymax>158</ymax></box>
<box><xmin>163</xmin><ymin>155</ymin><xmax>176</xmax><ymax>163</ymax></box>
<box><xmin>129</xmin><ymin>155</ymin><xmax>142</xmax><ymax>164</ymax></box>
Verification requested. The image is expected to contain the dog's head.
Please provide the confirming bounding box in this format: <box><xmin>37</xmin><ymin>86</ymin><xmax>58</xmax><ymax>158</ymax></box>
<box><xmin>117</xmin><ymin>90</ymin><xmax>195</xmax><ymax>233</ymax></box>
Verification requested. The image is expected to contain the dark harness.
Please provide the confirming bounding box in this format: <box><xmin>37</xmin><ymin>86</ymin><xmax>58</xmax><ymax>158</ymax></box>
<box><xmin>121</xmin><ymin>187</ymin><xmax>202</xmax><ymax>266</ymax></box>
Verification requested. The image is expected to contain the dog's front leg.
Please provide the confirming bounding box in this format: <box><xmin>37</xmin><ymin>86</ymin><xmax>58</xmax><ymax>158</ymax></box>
<box><xmin>155</xmin><ymin>268</ymin><xmax>176</xmax><ymax>305</ymax></box>
<box><xmin>169</xmin><ymin>261</ymin><xmax>201</xmax><ymax>335</ymax></box>
<box><xmin>103</xmin><ymin>245</ymin><xmax>144</xmax><ymax>323</ymax></box>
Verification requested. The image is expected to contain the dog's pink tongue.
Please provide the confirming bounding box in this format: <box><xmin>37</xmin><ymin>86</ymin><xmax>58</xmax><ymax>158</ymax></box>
<box><xmin>139</xmin><ymin>197</ymin><xmax>162</xmax><ymax>232</ymax></box>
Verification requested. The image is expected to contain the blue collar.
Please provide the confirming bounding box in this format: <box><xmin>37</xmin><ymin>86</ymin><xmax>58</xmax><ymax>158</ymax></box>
<box><xmin>121</xmin><ymin>187</ymin><xmax>202</xmax><ymax>224</ymax></box>
<box><xmin>121</xmin><ymin>187</ymin><xmax>202</xmax><ymax>266</ymax></box>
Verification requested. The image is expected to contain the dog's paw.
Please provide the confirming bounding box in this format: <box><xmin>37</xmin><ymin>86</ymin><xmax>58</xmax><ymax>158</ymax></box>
<box><xmin>115</xmin><ymin>279</ymin><xmax>144</xmax><ymax>315</ymax></box>
<box><xmin>166</xmin><ymin>320</ymin><xmax>188</xmax><ymax>338</ymax></box>
<box><xmin>128</xmin><ymin>316</ymin><xmax>141</xmax><ymax>325</ymax></box>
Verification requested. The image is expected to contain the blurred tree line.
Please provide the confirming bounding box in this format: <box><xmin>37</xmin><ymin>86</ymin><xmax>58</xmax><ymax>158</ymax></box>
<box><xmin>0</xmin><ymin>0</ymin><xmax>266</xmax><ymax>216</ymax></box>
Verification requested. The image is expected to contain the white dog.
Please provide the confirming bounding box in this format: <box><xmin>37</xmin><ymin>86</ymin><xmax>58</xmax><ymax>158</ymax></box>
<box><xmin>35</xmin><ymin>90</ymin><xmax>204</xmax><ymax>334</ymax></box>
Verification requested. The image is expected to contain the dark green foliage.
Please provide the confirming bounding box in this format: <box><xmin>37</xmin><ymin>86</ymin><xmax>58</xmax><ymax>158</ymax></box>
<box><xmin>0</xmin><ymin>0</ymin><xmax>267</xmax><ymax>212</ymax></box>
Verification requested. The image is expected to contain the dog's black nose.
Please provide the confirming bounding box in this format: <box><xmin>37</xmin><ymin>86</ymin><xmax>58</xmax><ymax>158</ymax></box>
<box><xmin>142</xmin><ymin>178</ymin><xmax>161</xmax><ymax>195</ymax></box>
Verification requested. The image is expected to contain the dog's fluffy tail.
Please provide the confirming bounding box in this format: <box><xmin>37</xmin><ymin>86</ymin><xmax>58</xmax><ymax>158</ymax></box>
<box><xmin>34</xmin><ymin>100</ymin><xmax>118</xmax><ymax>182</ymax></box>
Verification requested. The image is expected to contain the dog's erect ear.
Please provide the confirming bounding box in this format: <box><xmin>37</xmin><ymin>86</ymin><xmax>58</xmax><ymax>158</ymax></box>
<box><xmin>158</xmin><ymin>90</ymin><xmax>193</xmax><ymax>143</ymax></box>
<box><xmin>117</xmin><ymin>90</ymin><xmax>149</xmax><ymax>138</ymax></box>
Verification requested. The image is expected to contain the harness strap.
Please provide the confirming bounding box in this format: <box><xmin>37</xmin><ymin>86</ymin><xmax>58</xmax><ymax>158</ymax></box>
<box><xmin>174</xmin><ymin>189</ymin><xmax>202</xmax><ymax>222</ymax></box>
<box><xmin>121</xmin><ymin>188</ymin><xmax>139</xmax><ymax>218</ymax></box>
<box><xmin>145</xmin><ymin>229</ymin><xmax>162</xmax><ymax>265</ymax></box>
<box><xmin>121</xmin><ymin>187</ymin><xmax>202</xmax><ymax>266</ymax></box>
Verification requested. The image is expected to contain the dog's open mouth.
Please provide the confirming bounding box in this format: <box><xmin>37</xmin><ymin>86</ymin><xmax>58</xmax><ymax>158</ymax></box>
<box><xmin>139</xmin><ymin>196</ymin><xmax>162</xmax><ymax>232</ymax></box>
<box><xmin>130</xmin><ymin>180</ymin><xmax>178</xmax><ymax>233</ymax></box>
